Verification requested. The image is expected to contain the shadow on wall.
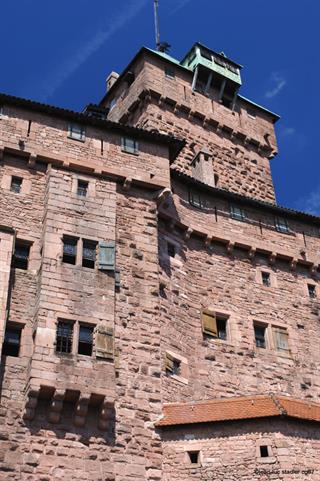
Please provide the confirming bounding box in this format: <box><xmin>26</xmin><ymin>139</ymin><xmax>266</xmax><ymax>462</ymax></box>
<box><xmin>25</xmin><ymin>399</ymin><xmax>116</xmax><ymax>446</ymax></box>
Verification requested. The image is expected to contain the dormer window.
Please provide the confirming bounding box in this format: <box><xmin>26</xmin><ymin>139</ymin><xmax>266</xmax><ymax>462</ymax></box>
<box><xmin>68</xmin><ymin>123</ymin><xmax>86</xmax><ymax>142</ymax></box>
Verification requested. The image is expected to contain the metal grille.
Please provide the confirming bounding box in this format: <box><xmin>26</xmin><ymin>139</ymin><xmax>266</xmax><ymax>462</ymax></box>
<box><xmin>56</xmin><ymin>321</ymin><xmax>73</xmax><ymax>353</ymax></box>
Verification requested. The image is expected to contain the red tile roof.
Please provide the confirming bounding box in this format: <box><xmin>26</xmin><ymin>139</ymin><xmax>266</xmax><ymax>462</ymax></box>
<box><xmin>156</xmin><ymin>395</ymin><xmax>320</xmax><ymax>427</ymax></box>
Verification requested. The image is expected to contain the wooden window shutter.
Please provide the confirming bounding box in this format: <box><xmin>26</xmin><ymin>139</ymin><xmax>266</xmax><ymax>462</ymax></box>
<box><xmin>95</xmin><ymin>326</ymin><xmax>114</xmax><ymax>359</ymax></box>
<box><xmin>273</xmin><ymin>328</ymin><xmax>289</xmax><ymax>352</ymax></box>
<box><xmin>165</xmin><ymin>352</ymin><xmax>174</xmax><ymax>373</ymax></box>
<box><xmin>98</xmin><ymin>241</ymin><xmax>115</xmax><ymax>271</ymax></box>
<box><xmin>202</xmin><ymin>310</ymin><xmax>218</xmax><ymax>337</ymax></box>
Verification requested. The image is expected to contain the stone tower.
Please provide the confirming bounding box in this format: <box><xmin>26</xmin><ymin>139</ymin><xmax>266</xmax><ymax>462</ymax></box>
<box><xmin>0</xmin><ymin>43</ymin><xmax>320</xmax><ymax>481</ymax></box>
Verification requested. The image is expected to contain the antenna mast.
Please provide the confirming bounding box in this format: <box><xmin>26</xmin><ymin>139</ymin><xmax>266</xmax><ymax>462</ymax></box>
<box><xmin>153</xmin><ymin>0</ymin><xmax>161</xmax><ymax>51</ymax></box>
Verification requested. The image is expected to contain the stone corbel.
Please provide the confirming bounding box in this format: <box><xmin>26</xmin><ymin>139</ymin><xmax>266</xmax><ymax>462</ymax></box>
<box><xmin>123</xmin><ymin>177</ymin><xmax>132</xmax><ymax>191</ymax></box>
<box><xmin>205</xmin><ymin>235</ymin><xmax>212</xmax><ymax>247</ymax></box>
<box><xmin>156</xmin><ymin>187</ymin><xmax>171</xmax><ymax>208</ymax></box>
<box><xmin>184</xmin><ymin>227</ymin><xmax>193</xmax><ymax>240</ymax></box>
<box><xmin>74</xmin><ymin>394</ymin><xmax>91</xmax><ymax>428</ymax></box>
<box><xmin>28</xmin><ymin>153</ymin><xmax>37</xmax><ymax>167</ymax></box>
<box><xmin>48</xmin><ymin>390</ymin><xmax>65</xmax><ymax>424</ymax></box>
<box><xmin>23</xmin><ymin>389</ymin><xmax>39</xmax><ymax>421</ymax></box>
<box><xmin>167</xmin><ymin>219</ymin><xmax>176</xmax><ymax>231</ymax></box>
<box><xmin>310</xmin><ymin>263</ymin><xmax>318</xmax><ymax>277</ymax></box>
<box><xmin>290</xmin><ymin>258</ymin><xmax>298</xmax><ymax>271</ymax></box>
<box><xmin>227</xmin><ymin>241</ymin><xmax>234</xmax><ymax>256</ymax></box>
<box><xmin>98</xmin><ymin>400</ymin><xmax>113</xmax><ymax>431</ymax></box>
<box><xmin>248</xmin><ymin>247</ymin><xmax>256</xmax><ymax>261</ymax></box>
<box><xmin>269</xmin><ymin>252</ymin><xmax>277</xmax><ymax>265</ymax></box>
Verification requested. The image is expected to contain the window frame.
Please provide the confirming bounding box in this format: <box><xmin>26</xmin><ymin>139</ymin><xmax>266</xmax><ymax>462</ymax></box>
<box><xmin>253</xmin><ymin>322</ymin><xmax>267</xmax><ymax>349</ymax></box>
<box><xmin>78</xmin><ymin>323</ymin><xmax>94</xmax><ymax>356</ymax></box>
<box><xmin>62</xmin><ymin>236</ymin><xmax>78</xmax><ymax>265</ymax></box>
<box><xmin>68</xmin><ymin>123</ymin><xmax>86</xmax><ymax>142</ymax></box>
<box><xmin>275</xmin><ymin>216</ymin><xmax>290</xmax><ymax>234</ymax></box>
<box><xmin>164</xmin><ymin>66</ymin><xmax>175</xmax><ymax>79</ymax></box>
<box><xmin>10</xmin><ymin>176</ymin><xmax>23</xmax><ymax>194</ymax></box>
<box><xmin>121</xmin><ymin>137</ymin><xmax>139</xmax><ymax>155</ymax></box>
<box><xmin>12</xmin><ymin>240</ymin><xmax>31</xmax><ymax>270</ymax></box>
<box><xmin>189</xmin><ymin>189</ymin><xmax>206</xmax><ymax>209</ymax></box>
<box><xmin>56</xmin><ymin>320</ymin><xmax>75</xmax><ymax>355</ymax></box>
<box><xmin>77</xmin><ymin>179</ymin><xmax>89</xmax><ymax>197</ymax></box>
<box><xmin>2</xmin><ymin>323</ymin><xmax>23</xmax><ymax>357</ymax></box>
<box><xmin>230</xmin><ymin>204</ymin><xmax>246</xmax><ymax>222</ymax></box>
<box><xmin>82</xmin><ymin>239</ymin><xmax>97</xmax><ymax>269</ymax></box>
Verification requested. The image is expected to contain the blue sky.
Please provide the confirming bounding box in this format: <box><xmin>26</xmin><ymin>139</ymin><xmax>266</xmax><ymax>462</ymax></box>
<box><xmin>0</xmin><ymin>0</ymin><xmax>319</xmax><ymax>214</ymax></box>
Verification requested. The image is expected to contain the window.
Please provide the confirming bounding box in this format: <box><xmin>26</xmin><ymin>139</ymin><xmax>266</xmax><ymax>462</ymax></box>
<box><xmin>0</xmin><ymin>106</ymin><xmax>3</xmax><ymax>117</ymax></box>
<box><xmin>2</xmin><ymin>325</ymin><xmax>22</xmax><ymax>357</ymax></box>
<box><xmin>78</xmin><ymin>325</ymin><xmax>94</xmax><ymax>356</ymax></box>
<box><xmin>68</xmin><ymin>123</ymin><xmax>86</xmax><ymax>142</ymax></box>
<box><xmin>214</xmin><ymin>56</ymin><xmax>226</xmax><ymax>67</ymax></box>
<box><xmin>259</xmin><ymin>446</ymin><xmax>269</xmax><ymax>458</ymax></box>
<box><xmin>188</xmin><ymin>451</ymin><xmax>200</xmax><ymax>465</ymax></box>
<box><xmin>308</xmin><ymin>284</ymin><xmax>316</xmax><ymax>299</ymax></box>
<box><xmin>167</xmin><ymin>242</ymin><xmax>176</xmax><ymax>258</ymax></box>
<box><xmin>189</xmin><ymin>190</ymin><xmax>205</xmax><ymax>209</ymax></box>
<box><xmin>230</xmin><ymin>205</ymin><xmax>246</xmax><ymax>221</ymax></box>
<box><xmin>165</xmin><ymin>353</ymin><xmax>181</xmax><ymax>376</ymax></box>
<box><xmin>56</xmin><ymin>320</ymin><xmax>73</xmax><ymax>354</ymax></box>
<box><xmin>10</xmin><ymin>176</ymin><xmax>22</xmax><ymax>194</ymax></box>
<box><xmin>202</xmin><ymin>311</ymin><xmax>228</xmax><ymax>340</ymax></box>
<box><xmin>77</xmin><ymin>180</ymin><xmax>88</xmax><ymax>197</ymax></box>
<box><xmin>121</xmin><ymin>137</ymin><xmax>139</xmax><ymax>154</ymax></box>
<box><xmin>275</xmin><ymin>217</ymin><xmax>289</xmax><ymax>233</ymax></box>
<box><xmin>165</xmin><ymin>67</ymin><xmax>175</xmax><ymax>79</ymax></box>
<box><xmin>12</xmin><ymin>241</ymin><xmax>30</xmax><ymax>270</ymax></box>
<box><xmin>261</xmin><ymin>271</ymin><xmax>271</xmax><ymax>287</ymax></box>
<box><xmin>62</xmin><ymin>236</ymin><xmax>77</xmax><ymax>265</ymax></box>
<box><xmin>254</xmin><ymin>324</ymin><xmax>266</xmax><ymax>349</ymax></box>
<box><xmin>82</xmin><ymin>240</ymin><xmax>97</xmax><ymax>269</ymax></box>
<box><xmin>247</xmin><ymin>108</ymin><xmax>256</xmax><ymax>119</ymax></box>
<box><xmin>109</xmin><ymin>98</ymin><xmax>117</xmax><ymax>110</ymax></box>
<box><xmin>200</xmin><ymin>48</ymin><xmax>212</xmax><ymax>61</ymax></box>
<box><xmin>216</xmin><ymin>317</ymin><xmax>227</xmax><ymax>340</ymax></box>
<box><xmin>273</xmin><ymin>327</ymin><xmax>289</xmax><ymax>354</ymax></box>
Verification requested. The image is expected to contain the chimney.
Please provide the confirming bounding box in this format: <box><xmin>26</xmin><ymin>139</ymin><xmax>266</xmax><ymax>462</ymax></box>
<box><xmin>106</xmin><ymin>71</ymin><xmax>119</xmax><ymax>92</ymax></box>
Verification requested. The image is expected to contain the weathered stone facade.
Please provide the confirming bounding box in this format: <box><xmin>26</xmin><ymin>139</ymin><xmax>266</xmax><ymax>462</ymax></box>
<box><xmin>0</xmin><ymin>43</ymin><xmax>320</xmax><ymax>480</ymax></box>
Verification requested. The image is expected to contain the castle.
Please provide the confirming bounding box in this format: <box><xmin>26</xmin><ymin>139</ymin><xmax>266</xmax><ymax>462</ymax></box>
<box><xmin>0</xmin><ymin>42</ymin><xmax>320</xmax><ymax>481</ymax></box>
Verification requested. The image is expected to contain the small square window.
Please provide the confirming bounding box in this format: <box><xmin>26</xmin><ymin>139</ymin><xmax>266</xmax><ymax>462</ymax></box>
<box><xmin>189</xmin><ymin>190</ymin><xmax>205</xmax><ymax>209</ymax></box>
<box><xmin>167</xmin><ymin>242</ymin><xmax>176</xmax><ymax>258</ymax></box>
<box><xmin>2</xmin><ymin>325</ymin><xmax>22</xmax><ymax>357</ymax></box>
<box><xmin>77</xmin><ymin>180</ymin><xmax>88</xmax><ymax>197</ymax></box>
<box><xmin>188</xmin><ymin>451</ymin><xmax>200</xmax><ymax>465</ymax></box>
<box><xmin>261</xmin><ymin>271</ymin><xmax>271</xmax><ymax>287</ymax></box>
<box><xmin>275</xmin><ymin>217</ymin><xmax>289</xmax><ymax>233</ymax></box>
<box><xmin>202</xmin><ymin>311</ymin><xmax>228</xmax><ymax>340</ymax></box>
<box><xmin>78</xmin><ymin>325</ymin><xmax>94</xmax><ymax>356</ymax></box>
<box><xmin>68</xmin><ymin>123</ymin><xmax>86</xmax><ymax>142</ymax></box>
<box><xmin>12</xmin><ymin>241</ymin><xmax>30</xmax><ymax>270</ymax></box>
<box><xmin>10</xmin><ymin>176</ymin><xmax>23</xmax><ymax>194</ymax></box>
<box><xmin>230</xmin><ymin>205</ymin><xmax>246</xmax><ymax>221</ymax></box>
<box><xmin>121</xmin><ymin>137</ymin><xmax>139</xmax><ymax>154</ymax></box>
<box><xmin>0</xmin><ymin>106</ymin><xmax>3</xmax><ymax>117</ymax></box>
<box><xmin>260</xmin><ymin>445</ymin><xmax>269</xmax><ymax>458</ymax></box>
<box><xmin>63</xmin><ymin>236</ymin><xmax>77</xmax><ymax>265</ymax></box>
<box><xmin>165</xmin><ymin>67</ymin><xmax>175</xmax><ymax>79</ymax></box>
<box><xmin>308</xmin><ymin>284</ymin><xmax>316</xmax><ymax>299</ymax></box>
<box><xmin>56</xmin><ymin>320</ymin><xmax>73</xmax><ymax>354</ymax></box>
<box><xmin>165</xmin><ymin>353</ymin><xmax>181</xmax><ymax>376</ymax></box>
<box><xmin>82</xmin><ymin>240</ymin><xmax>97</xmax><ymax>269</ymax></box>
<box><xmin>254</xmin><ymin>324</ymin><xmax>266</xmax><ymax>349</ymax></box>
